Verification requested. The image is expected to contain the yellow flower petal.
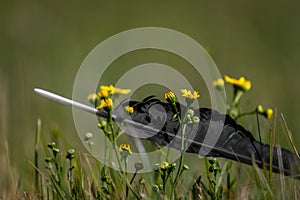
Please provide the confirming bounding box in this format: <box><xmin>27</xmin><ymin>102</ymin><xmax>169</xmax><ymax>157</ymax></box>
<box><xmin>100</xmin><ymin>98</ymin><xmax>113</xmax><ymax>108</ymax></box>
<box><xmin>224</xmin><ymin>75</ymin><xmax>251</xmax><ymax>91</ymax></box>
<box><xmin>119</xmin><ymin>144</ymin><xmax>131</xmax><ymax>152</ymax></box>
<box><xmin>266</xmin><ymin>109</ymin><xmax>273</xmax><ymax>119</ymax></box>
<box><xmin>213</xmin><ymin>78</ymin><xmax>224</xmax><ymax>87</ymax></box>
<box><xmin>113</xmin><ymin>87</ymin><xmax>131</xmax><ymax>95</ymax></box>
<box><xmin>164</xmin><ymin>91</ymin><xmax>176</xmax><ymax>103</ymax></box>
<box><xmin>125</xmin><ymin>106</ymin><xmax>134</xmax><ymax>114</ymax></box>
<box><xmin>181</xmin><ymin>89</ymin><xmax>200</xmax><ymax>99</ymax></box>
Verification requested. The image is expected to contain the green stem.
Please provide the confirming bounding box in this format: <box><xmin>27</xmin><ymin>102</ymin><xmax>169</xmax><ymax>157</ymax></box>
<box><xmin>232</xmin><ymin>89</ymin><xmax>244</xmax><ymax>106</ymax></box>
<box><xmin>107</xmin><ymin>108</ymin><xmax>140</xmax><ymax>199</ymax></box>
<box><xmin>34</xmin><ymin>118</ymin><xmax>42</xmax><ymax>192</ymax></box>
<box><xmin>171</xmin><ymin>123</ymin><xmax>187</xmax><ymax>199</ymax></box>
<box><xmin>68</xmin><ymin>159</ymin><xmax>73</xmax><ymax>194</ymax></box>
<box><xmin>126</xmin><ymin>171</ymin><xmax>138</xmax><ymax>197</ymax></box>
<box><xmin>234</xmin><ymin>110</ymin><xmax>256</xmax><ymax>120</ymax></box>
<box><xmin>172</xmin><ymin>102</ymin><xmax>182</xmax><ymax>124</ymax></box>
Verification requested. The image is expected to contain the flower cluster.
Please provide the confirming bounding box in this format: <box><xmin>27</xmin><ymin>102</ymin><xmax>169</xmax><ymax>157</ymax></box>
<box><xmin>154</xmin><ymin>161</ymin><xmax>177</xmax><ymax>177</ymax></box>
<box><xmin>184</xmin><ymin>108</ymin><xmax>200</xmax><ymax>124</ymax></box>
<box><xmin>88</xmin><ymin>85</ymin><xmax>131</xmax><ymax>111</ymax></box>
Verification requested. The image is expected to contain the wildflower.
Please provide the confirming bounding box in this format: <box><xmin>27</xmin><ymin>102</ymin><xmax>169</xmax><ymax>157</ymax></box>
<box><xmin>101</xmin><ymin>98</ymin><xmax>113</xmax><ymax>107</ymax></box>
<box><xmin>181</xmin><ymin>89</ymin><xmax>200</xmax><ymax>99</ymax></box>
<box><xmin>125</xmin><ymin>106</ymin><xmax>134</xmax><ymax>115</ymax></box>
<box><xmin>97</xmin><ymin>98</ymin><xmax>113</xmax><ymax>110</ymax></box>
<box><xmin>98</xmin><ymin>85</ymin><xmax>114</xmax><ymax>98</ymax></box>
<box><xmin>213</xmin><ymin>78</ymin><xmax>225</xmax><ymax>90</ymax></box>
<box><xmin>119</xmin><ymin>144</ymin><xmax>132</xmax><ymax>160</ymax></box>
<box><xmin>266</xmin><ymin>109</ymin><xmax>273</xmax><ymax>119</ymax></box>
<box><xmin>119</xmin><ymin>144</ymin><xmax>132</xmax><ymax>154</ymax></box>
<box><xmin>164</xmin><ymin>91</ymin><xmax>176</xmax><ymax>104</ymax></box>
<box><xmin>98</xmin><ymin>85</ymin><xmax>131</xmax><ymax>98</ymax></box>
<box><xmin>257</xmin><ymin>105</ymin><xmax>273</xmax><ymax>119</ymax></box>
<box><xmin>160</xmin><ymin>161</ymin><xmax>169</xmax><ymax>170</ymax></box>
<box><xmin>224</xmin><ymin>75</ymin><xmax>251</xmax><ymax>92</ymax></box>
<box><xmin>181</xmin><ymin>89</ymin><xmax>200</xmax><ymax>106</ymax></box>
<box><xmin>87</xmin><ymin>93</ymin><xmax>99</xmax><ymax>105</ymax></box>
<box><xmin>101</xmin><ymin>85</ymin><xmax>114</xmax><ymax>93</ymax></box>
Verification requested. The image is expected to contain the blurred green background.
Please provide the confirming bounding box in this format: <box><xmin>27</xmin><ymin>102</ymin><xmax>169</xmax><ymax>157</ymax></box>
<box><xmin>1</xmin><ymin>0</ymin><xmax>300</xmax><ymax>192</ymax></box>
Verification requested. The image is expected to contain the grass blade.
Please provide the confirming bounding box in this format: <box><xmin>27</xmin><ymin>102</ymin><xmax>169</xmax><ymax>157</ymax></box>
<box><xmin>34</xmin><ymin>118</ymin><xmax>42</xmax><ymax>192</ymax></box>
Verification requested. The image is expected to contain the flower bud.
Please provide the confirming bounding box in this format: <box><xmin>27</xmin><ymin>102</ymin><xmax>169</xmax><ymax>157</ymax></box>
<box><xmin>192</xmin><ymin>116</ymin><xmax>200</xmax><ymax>124</ymax></box>
<box><xmin>135</xmin><ymin>161</ymin><xmax>144</xmax><ymax>171</ymax></box>
<box><xmin>186</xmin><ymin>109</ymin><xmax>195</xmax><ymax>117</ymax></box>
<box><xmin>139</xmin><ymin>178</ymin><xmax>145</xmax><ymax>184</ymax></box>
<box><xmin>183</xmin><ymin>164</ymin><xmax>189</xmax><ymax>171</ymax></box>
<box><xmin>84</xmin><ymin>132</ymin><xmax>93</xmax><ymax>141</ymax></box>
<box><xmin>47</xmin><ymin>142</ymin><xmax>56</xmax><ymax>150</ymax></box>
<box><xmin>208</xmin><ymin>158</ymin><xmax>217</xmax><ymax>165</ymax></box>
<box><xmin>164</xmin><ymin>91</ymin><xmax>176</xmax><ymax>104</ymax></box>
<box><xmin>152</xmin><ymin>185</ymin><xmax>159</xmax><ymax>192</ymax></box>
<box><xmin>66</xmin><ymin>149</ymin><xmax>75</xmax><ymax>160</ymax></box>
<box><xmin>98</xmin><ymin>121</ymin><xmax>107</xmax><ymax>129</ymax></box>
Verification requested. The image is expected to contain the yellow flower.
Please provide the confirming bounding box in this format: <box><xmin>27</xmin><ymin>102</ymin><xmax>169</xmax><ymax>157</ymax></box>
<box><xmin>164</xmin><ymin>91</ymin><xmax>176</xmax><ymax>103</ymax></box>
<box><xmin>160</xmin><ymin>161</ymin><xmax>169</xmax><ymax>170</ymax></box>
<box><xmin>266</xmin><ymin>109</ymin><xmax>273</xmax><ymax>119</ymax></box>
<box><xmin>213</xmin><ymin>78</ymin><xmax>224</xmax><ymax>88</ymax></box>
<box><xmin>224</xmin><ymin>75</ymin><xmax>251</xmax><ymax>91</ymax></box>
<box><xmin>125</xmin><ymin>106</ymin><xmax>134</xmax><ymax>115</ymax></box>
<box><xmin>97</xmin><ymin>98</ymin><xmax>113</xmax><ymax>109</ymax></box>
<box><xmin>98</xmin><ymin>85</ymin><xmax>131</xmax><ymax>98</ymax></box>
<box><xmin>101</xmin><ymin>85</ymin><xmax>115</xmax><ymax>93</ymax></box>
<box><xmin>98</xmin><ymin>85</ymin><xmax>113</xmax><ymax>98</ymax></box>
<box><xmin>119</xmin><ymin>144</ymin><xmax>131</xmax><ymax>153</ymax></box>
<box><xmin>181</xmin><ymin>89</ymin><xmax>200</xmax><ymax>99</ymax></box>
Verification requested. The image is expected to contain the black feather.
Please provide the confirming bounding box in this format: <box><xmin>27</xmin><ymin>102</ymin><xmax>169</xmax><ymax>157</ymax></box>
<box><xmin>112</xmin><ymin>96</ymin><xmax>300</xmax><ymax>177</ymax></box>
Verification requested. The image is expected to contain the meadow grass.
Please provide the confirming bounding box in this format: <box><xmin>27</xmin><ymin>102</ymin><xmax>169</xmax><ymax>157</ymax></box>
<box><xmin>1</xmin><ymin>82</ymin><xmax>300</xmax><ymax>199</ymax></box>
<box><xmin>0</xmin><ymin>114</ymin><xmax>299</xmax><ymax>199</ymax></box>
